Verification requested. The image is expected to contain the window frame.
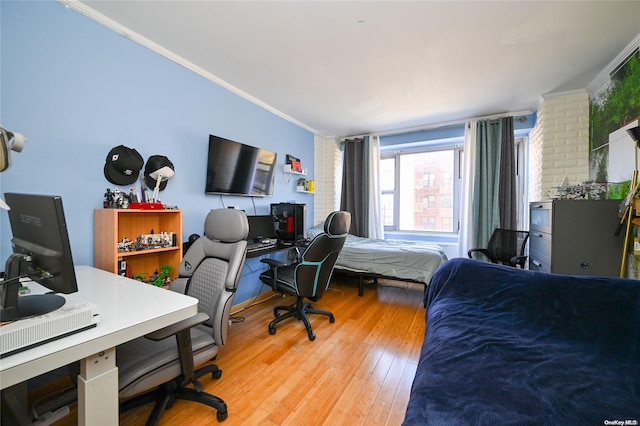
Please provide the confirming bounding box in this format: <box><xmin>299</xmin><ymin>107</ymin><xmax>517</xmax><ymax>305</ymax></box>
<box><xmin>381</xmin><ymin>143</ymin><xmax>462</xmax><ymax>235</ymax></box>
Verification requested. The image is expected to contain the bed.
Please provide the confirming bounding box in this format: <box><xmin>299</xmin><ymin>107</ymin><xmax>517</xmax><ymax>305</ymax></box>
<box><xmin>403</xmin><ymin>258</ymin><xmax>640</xmax><ymax>425</ymax></box>
<box><xmin>308</xmin><ymin>226</ymin><xmax>448</xmax><ymax>295</ymax></box>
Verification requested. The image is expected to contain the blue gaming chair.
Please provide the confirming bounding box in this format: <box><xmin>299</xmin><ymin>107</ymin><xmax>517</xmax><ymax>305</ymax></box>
<box><xmin>259</xmin><ymin>211</ymin><xmax>351</xmax><ymax>341</ymax></box>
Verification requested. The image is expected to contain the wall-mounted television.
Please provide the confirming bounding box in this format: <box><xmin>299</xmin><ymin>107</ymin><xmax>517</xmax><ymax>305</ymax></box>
<box><xmin>205</xmin><ymin>134</ymin><xmax>278</xmax><ymax>197</ymax></box>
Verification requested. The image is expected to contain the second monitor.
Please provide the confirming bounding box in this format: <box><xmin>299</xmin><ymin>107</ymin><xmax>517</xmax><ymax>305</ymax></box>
<box><xmin>247</xmin><ymin>215</ymin><xmax>277</xmax><ymax>243</ymax></box>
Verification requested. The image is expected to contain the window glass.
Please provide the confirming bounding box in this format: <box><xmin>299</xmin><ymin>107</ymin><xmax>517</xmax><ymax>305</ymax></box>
<box><xmin>380</xmin><ymin>158</ymin><xmax>395</xmax><ymax>191</ymax></box>
<box><xmin>398</xmin><ymin>150</ymin><xmax>455</xmax><ymax>232</ymax></box>
<box><xmin>382</xmin><ymin>147</ymin><xmax>459</xmax><ymax>233</ymax></box>
<box><xmin>381</xmin><ymin>193</ymin><xmax>394</xmax><ymax>227</ymax></box>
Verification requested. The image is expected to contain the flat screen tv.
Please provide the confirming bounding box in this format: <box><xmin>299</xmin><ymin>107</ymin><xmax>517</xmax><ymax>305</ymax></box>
<box><xmin>205</xmin><ymin>134</ymin><xmax>278</xmax><ymax>197</ymax></box>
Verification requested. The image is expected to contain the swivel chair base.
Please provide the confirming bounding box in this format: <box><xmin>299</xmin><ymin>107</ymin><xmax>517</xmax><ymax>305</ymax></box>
<box><xmin>269</xmin><ymin>297</ymin><xmax>335</xmax><ymax>341</ymax></box>
<box><xmin>120</xmin><ymin>364</ymin><xmax>228</xmax><ymax>425</ymax></box>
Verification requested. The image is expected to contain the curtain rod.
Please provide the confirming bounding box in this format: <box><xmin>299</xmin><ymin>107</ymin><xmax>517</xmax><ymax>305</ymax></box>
<box><xmin>341</xmin><ymin>109</ymin><xmax>533</xmax><ymax>141</ymax></box>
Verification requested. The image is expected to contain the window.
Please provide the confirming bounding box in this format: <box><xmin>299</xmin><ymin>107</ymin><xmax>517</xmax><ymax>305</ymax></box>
<box><xmin>380</xmin><ymin>157</ymin><xmax>396</xmax><ymax>227</ymax></box>
<box><xmin>423</xmin><ymin>173</ymin><xmax>436</xmax><ymax>187</ymax></box>
<box><xmin>381</xmin><ymin>146</ymin><xmax>461</xmax><ymax>234</ymax></box>
<box><xmin>441</xmin><ymin>194</ymin><xmax>452</xmax><ymax>208</ymax></box>
<box><xmin>422</xmin><ymin>195</ymin><xmax>436</xmax><ymax>209</ymax></box>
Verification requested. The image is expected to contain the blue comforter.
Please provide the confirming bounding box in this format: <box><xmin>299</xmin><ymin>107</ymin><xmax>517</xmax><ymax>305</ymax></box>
<box><xmin>403</xmin><ymin>258</ymin><xmax>640</xmax><ymax>425</ymax></box>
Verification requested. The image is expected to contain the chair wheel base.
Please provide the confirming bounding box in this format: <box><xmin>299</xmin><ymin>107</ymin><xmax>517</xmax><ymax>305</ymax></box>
<box><xmin>217</xmin><ymin>410</ymin><xmax>228</xmax><ymax>421</ymax></box>
<box><xmin>268</xmin><ymin>298</ymin><xmax>334</xmax><ymax>341</ymax></box>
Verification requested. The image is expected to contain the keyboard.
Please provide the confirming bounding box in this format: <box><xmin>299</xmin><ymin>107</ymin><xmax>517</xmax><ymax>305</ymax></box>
<box><xmin>247</xmin><ymin>242</ymin><xmax>277</xmax><ymax>253</ymax></box>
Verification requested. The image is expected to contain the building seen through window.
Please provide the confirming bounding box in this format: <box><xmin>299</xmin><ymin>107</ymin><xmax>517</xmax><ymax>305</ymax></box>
<box><xmin>381</xmin><ymin>149</ymin><xmax>458</xmax><ymax>233</ymax></box>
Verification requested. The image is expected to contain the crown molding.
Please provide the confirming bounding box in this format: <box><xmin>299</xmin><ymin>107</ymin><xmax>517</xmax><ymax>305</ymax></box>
<box><xmin>587</xmin><ymin>32</ymin><xmax>640</xmax><ymax>95</ymax></box>
<box><xmin>539</xmin><ymin>89</ymin><xmax>588</xmax><ymax>101</ymax></box>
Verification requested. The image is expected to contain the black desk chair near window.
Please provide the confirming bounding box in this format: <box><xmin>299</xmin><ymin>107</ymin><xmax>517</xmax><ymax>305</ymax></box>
<box><xmin>259</xmin><ymin>211</ymin><xmax>351</xmax><ymax>341</ymax></box>
<box><xmin>117</xmin><ymin>208</ymin><xmax>248</xmax><ymax>424</ymax></box>
<box><xmin>468</xmin><ymin>228</ymin><xmax>529</xmax><ymax>268</ymax></box>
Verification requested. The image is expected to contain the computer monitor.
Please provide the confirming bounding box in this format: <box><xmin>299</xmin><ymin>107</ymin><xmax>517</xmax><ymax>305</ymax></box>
<box><xmin>247</xmin><ymin>215</ymin><xmax>277</xmax><ymax>243</ymax></box>
<box><xmin>1</xmin><ymin>193</ymin><xmax>78</xmax><ymax>322</ymax></box>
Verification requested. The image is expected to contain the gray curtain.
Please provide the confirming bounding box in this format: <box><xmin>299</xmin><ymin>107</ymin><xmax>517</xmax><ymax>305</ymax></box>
<box><xmin>499</xmin><ymin>117</ymin><xmax>516</xmax><ymax>230</ymax></box>
<box><xmin>340</xmin><ymin>137</ymin><xmax>368</xmax><ymax>236</ymax></box>
<box><xmin>471</xmin><ymin>116</ymin><xmax>516</xmax><ymax>248</ymax></box>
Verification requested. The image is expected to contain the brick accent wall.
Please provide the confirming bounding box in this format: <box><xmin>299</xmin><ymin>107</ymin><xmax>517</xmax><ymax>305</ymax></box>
<box><xmin>528</xmin><ymin>90</ymin><xmax>590</xmax><ymax>201</ymax></box>
<box><xmin>313</xmin><ymin>135</ymin><xmax>342</xmax><ymax>227</ymax></box>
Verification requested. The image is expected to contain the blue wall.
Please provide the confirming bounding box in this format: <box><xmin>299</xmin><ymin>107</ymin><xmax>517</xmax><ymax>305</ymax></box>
<box><xmin>0</xmin><ymin>1</ymin><xmax>314</xmax><ymax>304</ymax></box>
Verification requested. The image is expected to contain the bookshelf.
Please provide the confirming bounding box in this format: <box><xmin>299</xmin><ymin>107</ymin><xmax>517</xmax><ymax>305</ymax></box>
<box><xmin>94</xmin><ymin>209</ymin><xmax>183</xmax><ymax>282</ymax></box>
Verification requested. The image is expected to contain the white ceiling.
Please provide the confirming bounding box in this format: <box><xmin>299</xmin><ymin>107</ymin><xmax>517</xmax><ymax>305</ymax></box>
<box><xmin>69</xmin><ymin>1</ymin><xmax>640</xmax><ymax>138</ymax></box>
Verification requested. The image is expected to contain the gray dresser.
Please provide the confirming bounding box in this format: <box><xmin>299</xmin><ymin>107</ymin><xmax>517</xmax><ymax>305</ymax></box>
<box><xmin>529</xmin><ymin>200</ymin><xmax>624</xmax><ymax>276</ymax></box>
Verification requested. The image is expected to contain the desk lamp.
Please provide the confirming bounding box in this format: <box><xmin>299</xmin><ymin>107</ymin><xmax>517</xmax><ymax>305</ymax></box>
<box><xmin>0</xmin><ymin>126</ymin><xmax>26</xmax><ymax>173</ymax></box>
<box><xmin>619</xmin><ymin>123</ymin><xmax>640</xmax><ymax>277</ymax></box>
<box><xmin>149</xmin><ymin>165</ymin><xmax>174</xmax><ymax>203</ymax></box>
<box><xmin>0</xmin><ymin>126</ymin><xmax>27</xmax><ymax>210</ymax></box>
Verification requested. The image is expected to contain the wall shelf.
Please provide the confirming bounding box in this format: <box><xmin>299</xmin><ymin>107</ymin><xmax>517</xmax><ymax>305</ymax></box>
<box><xmin>283</xmin><ymin>164</ymin><xmax>306</xmax><ymax>175</ymax></box>
<box><xmin>284</xmin><ymin>164</ymin><xmax>314</xmax><ymax>194</ymax></box>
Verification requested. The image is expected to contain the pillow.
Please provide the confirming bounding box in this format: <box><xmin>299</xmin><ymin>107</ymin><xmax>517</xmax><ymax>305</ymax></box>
<box><xmin>307</xmin><ymin>224</ymin><xmax>324</xmax><ymax>239</ymax></box>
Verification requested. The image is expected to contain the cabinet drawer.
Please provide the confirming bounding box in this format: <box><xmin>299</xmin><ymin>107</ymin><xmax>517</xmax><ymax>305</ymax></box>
<box><xmin>530</xmin><ymin>201</ymin><xmax>552</xmax><ymax>234</ymax></box>
<box><xmin>529</xmin><ymin>230</ymin><xmax>551</xmax><ymax>265</ymax></box>
<box><xmin>529</xmin><ymin>257</ymin><xmax>550</xmax><ymax>273</ymax></box>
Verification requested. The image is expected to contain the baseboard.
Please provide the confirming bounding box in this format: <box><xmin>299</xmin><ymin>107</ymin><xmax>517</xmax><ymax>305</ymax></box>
<box><xmin>231</xmin><ymin>291</ymin><xmax>276</xmax><ymax>315</ymax></box>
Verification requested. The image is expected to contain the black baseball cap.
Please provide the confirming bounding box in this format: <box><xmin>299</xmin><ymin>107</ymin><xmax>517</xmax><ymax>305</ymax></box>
<box><xmin>144</xmin><ymin>155</ymin><xmax>175</xmax><ymax>191</ymax></box>
<box><xmin>104</xmin><ymin>145</ymin><xmax>144</xmax><ymax>186</ymax></box>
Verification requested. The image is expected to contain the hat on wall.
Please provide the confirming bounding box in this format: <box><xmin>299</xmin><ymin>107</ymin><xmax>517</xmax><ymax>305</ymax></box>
<box><xmin>144</xmin><ymin>155</ymin><xmax>175</xmax><ymax>191</ymax></box>
<box><xmin>104</xmin><ymin>145</ymin><xmax>144</xmax><ymax>186</ymax></box>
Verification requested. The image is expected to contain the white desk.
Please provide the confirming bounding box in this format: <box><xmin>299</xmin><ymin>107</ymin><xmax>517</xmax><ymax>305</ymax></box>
<box><xmin>0</xmin><ymin>265</ymin><xmax>198</xmax><ymax>425</ymax></box>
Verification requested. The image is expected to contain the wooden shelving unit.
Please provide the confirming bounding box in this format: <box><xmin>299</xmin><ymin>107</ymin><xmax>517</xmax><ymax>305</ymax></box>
<box><xmin>94</xmin><ymin>209</ymin><xmax>183</xmax><ymax>281</ymax></box>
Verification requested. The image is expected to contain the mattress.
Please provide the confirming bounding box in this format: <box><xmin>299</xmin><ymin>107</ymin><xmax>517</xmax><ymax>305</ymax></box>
<box><xmin>308</xmin><ymin>226</ymin><xmax>447</xmax><ymax>285</ymax></box>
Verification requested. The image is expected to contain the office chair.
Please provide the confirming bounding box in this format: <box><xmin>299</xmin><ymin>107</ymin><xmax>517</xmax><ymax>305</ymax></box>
<box><xmin>259</xmin><ymin>211</ymin><xmax>350</xmax><ymax>341</ymax></box>
<box><xmin>117</xmin><ymin>208</ymin><xmax>248</xmax><ymax>424</ymax></box>
<box><xmin>468</xmin><ymin>228</ymin><xmax>529</xmax><ymax>268</ymax></box>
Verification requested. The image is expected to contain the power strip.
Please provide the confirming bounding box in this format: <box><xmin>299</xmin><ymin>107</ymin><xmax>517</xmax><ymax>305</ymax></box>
<box><xmin>1</xmin><ymin>302</ymin><xmax>100</xmax><ymax>358</ymax></box>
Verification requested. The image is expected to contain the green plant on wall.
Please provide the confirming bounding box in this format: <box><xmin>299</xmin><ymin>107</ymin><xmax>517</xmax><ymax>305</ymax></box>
<box><xmin>608</xmin><ymin>179</ymin><xmax>631</xmax><ymax>199</ymax></box>
<box><xmin>590</xmin><ymin>53</ymin><xmax>640</xmax><ymax>182</ymax></box>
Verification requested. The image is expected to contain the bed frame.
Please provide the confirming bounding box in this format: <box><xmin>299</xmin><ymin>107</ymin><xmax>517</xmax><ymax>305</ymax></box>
<box><xmin>333</xmin><ymin>267</ymin><xmax>427</xmax><ymax>296</ymax></box>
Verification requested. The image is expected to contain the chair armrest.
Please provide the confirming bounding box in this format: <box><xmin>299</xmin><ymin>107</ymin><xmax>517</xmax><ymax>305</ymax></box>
<box><xmin>169</xmin><ymin>276</ymin><xmax>189</xmax><ymax>294</ymax></box>
<box><xmin>144</xmin><ymin>312</ymin><xmax>209</xmax><ymax>341</ymax></box>
<box><xmin>259</xmin><ymin>258</ymin><xmax>291</xmax><ymax>292</ymax></box>
<box><xmin>467</xmin><ymin>248</ymin><xmax>489</xmax><ymax>259</ymax></box>
<box><xmin>510</xmin><ymin>255</ymin><xmax>528</xmax><ymax>268</ymax></box>
<box><xmin>260</xmin><ymin>258</ymin><xmax>289</xmax><ymax>268</ymax></box>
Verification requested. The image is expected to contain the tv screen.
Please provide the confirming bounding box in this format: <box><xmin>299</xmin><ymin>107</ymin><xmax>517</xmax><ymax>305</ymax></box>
<box><xmin>205</xmin><ymin>135</ymin><xmax>277</xmax><ymax>197</ymax></box>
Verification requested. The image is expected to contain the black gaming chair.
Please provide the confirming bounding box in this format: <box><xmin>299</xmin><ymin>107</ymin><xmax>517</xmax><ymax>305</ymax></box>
<box><xmin>468</xmin><ymin>228</ymin><xmax>529</xmax><ymax>268</ymax></box>
<box><xmin>259</xmin><ymin>211</ymin><xmax>351</xmax><ymax>341</ymax></box>
<box><xmin>117</xmin><ymin>208</ymin><xmax>248</xmax><ymax>424</ymax></box>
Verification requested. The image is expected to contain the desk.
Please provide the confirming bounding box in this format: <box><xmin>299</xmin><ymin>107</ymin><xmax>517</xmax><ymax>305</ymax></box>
<box><xmin>0</xmin><ymin>265</ymin><xmax>198</xmax><ymax>425</ymax></box>
<box><xmin>246</xmin><ymin>241</ymin><xmax>308</xmax><ymax>258</ymax></box>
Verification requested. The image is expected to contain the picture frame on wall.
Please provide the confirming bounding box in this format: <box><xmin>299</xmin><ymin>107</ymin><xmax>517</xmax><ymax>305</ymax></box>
<box><xmin>286</xmin><ymin>154</ymin><xmax>303</xmax><ymax>172</ymax></box>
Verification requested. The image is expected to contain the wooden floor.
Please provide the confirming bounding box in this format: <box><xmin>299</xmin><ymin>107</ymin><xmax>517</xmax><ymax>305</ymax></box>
<box><xmin>48</xmin><ymin>277</ymin><xmax>426</xmax><ymax>425</ymax></box>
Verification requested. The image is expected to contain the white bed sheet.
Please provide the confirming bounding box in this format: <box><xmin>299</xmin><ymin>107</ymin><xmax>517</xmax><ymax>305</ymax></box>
<box><xmin>308</xmin><ymin>227</ymin><xmax>448</xmax><ymax>285</ymax></box>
